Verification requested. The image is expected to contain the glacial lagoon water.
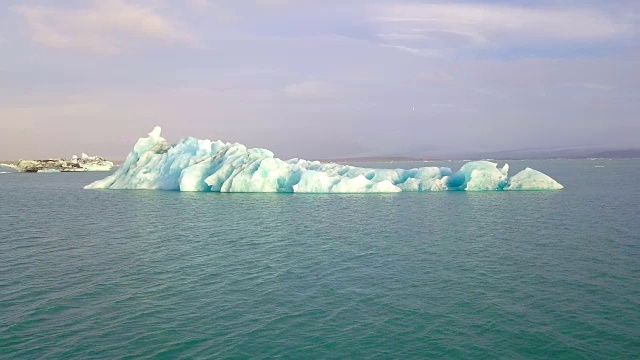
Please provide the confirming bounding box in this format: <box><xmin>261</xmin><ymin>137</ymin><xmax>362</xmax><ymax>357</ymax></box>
<box><xmin>1</xmin><ymin>159</ymin><xmax>639</xmax><ymax>358</ymax></box>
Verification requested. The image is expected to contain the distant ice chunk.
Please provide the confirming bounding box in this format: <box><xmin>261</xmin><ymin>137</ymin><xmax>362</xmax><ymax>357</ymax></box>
<box><xmin>85</xmin><ymin>127</ymin><xmax>563</xmax><ymax>192</ymax></box>
<box><xmin>0</xmin><ymin>163</ymin><xmax>19</xmax><ymax>171</ymax></box>
<box><xmin>71</xmin><ymin>154</ymin><xmax>114</xmax><ymax>172</ymax></box>
<box><xmin>505</xmin><ymin>168</ymin><xmax>564</xmax><ymax>190</ymax></box>
<box><xmin>37</xmin><ymin>169</ymin><xmax>61</xmax><ymax>173</ymax></box>
<box><xmin>79</xmin><ymin>162</ymin><xmax>114</xmax><ymax>172</ymax></box>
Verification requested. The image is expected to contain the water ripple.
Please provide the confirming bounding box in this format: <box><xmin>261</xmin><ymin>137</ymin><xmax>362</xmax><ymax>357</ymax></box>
<box><xmin>1</xmin><ymin>163</ymin><xmax>639</xmax><ymax>359</ymax></box>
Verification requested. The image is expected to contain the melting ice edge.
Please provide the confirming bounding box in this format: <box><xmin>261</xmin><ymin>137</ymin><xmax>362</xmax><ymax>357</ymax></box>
<box><xmin>85</xmin><ymin>127</ymin><xmax>563</xmax><ymax>192</ymax></box>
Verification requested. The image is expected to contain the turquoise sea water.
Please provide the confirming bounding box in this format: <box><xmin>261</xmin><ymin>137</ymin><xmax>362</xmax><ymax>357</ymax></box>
<box><xmin>1</xmin><ymin>159</ymin><xmax>638</xmax><ymax>359</ymax></box>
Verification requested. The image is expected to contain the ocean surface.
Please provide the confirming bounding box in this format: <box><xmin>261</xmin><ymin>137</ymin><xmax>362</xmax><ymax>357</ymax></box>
<box><xmin>1</xmin><ymin>159</ymin><xmax>638</xmax><ymax>359</ymax></box>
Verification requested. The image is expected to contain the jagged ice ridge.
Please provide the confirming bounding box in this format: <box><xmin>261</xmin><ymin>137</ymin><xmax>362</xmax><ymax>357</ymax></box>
<box><xmin>85</xmin><ymin>127</ymin><xmax>563</xmax><ymax>192</ymax></box>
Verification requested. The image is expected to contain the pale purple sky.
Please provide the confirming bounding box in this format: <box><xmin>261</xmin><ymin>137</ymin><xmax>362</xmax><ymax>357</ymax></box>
<box><xmin>1</xmin><ymin>0</ymin><xmax>639</xmax><ymax>160</ymax></box>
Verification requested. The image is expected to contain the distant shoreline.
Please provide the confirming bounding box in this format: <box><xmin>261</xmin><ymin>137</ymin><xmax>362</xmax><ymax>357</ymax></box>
<box><xmin>2</xmin><ymin>151</ymin><xmax>638</xmax><ymax>166</ymax></box>
<box><xmin>323</xmin><ymin>155</ymin><xmax>640</xmax><ymax>163</ymax></box>
<box><xmin>323</xmin><ymin>149</ymin><xmax>640</xmax><ymax>163</ymax></box>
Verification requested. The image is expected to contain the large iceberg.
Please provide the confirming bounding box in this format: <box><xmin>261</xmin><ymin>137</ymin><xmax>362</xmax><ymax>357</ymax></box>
<box><xmin>85</xmin><ymin>127</ymin><xmax>563</xmax><ymax>192</ymax></box>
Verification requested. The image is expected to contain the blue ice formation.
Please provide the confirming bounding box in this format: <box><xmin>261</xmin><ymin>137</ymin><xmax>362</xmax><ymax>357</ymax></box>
<box><xmin>85</xmin><ymin>127</ymin><xmax>563</xmax><ymax>192</ymax></box>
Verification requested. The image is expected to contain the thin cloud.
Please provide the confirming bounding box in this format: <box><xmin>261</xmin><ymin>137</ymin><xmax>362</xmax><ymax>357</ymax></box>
<box><xmin>186</xmin><ymin>0</ymin><xmax>210</xmax><ymax>9</ymax></box>
<box><xmin>12</xmin><ymin>0</ymin><xmax>197</xmax><ymax>54</ymax></box>
<box><xmin>283</xmin><ymin>81</ymin><xmax>337</xmax><ymax>99</ymax></box>
<box><xmin>378</xmin><ymin>44</ymin><xmax>441</xmax><ymax>57</ymax></box>
<box><xmin>371</xmin><ymin>3</ymin><xmax>634</xmax><ymax>51</ymax></box>
<box><xmin>561</xmin><ymin>82</ymin><xmax>613</xmax><ymax>90</ymax></box>
<box><xmin>377</xmin><ymin>33</ymin><xmax>432</xmax><ymax>40</ymax></box>
<box><xmin>417</xmin><ymin>71</ymin><xmax>455</xmax><ymax>83</ymax></box>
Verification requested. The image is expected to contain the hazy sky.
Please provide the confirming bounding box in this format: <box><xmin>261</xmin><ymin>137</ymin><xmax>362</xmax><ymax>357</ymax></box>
<box><xmin>1</xmin><ymin>0</ymin><xmax>639</xmax><ymax>160</ymax></box>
